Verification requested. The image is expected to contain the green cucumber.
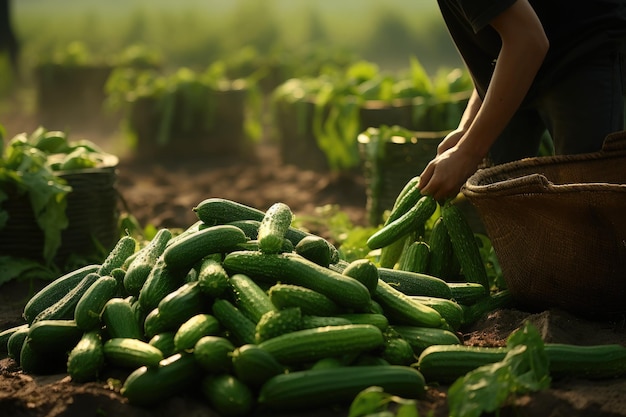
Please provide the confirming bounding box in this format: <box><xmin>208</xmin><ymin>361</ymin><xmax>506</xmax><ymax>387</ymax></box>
<box><xmin>391</xmin><ymin>325</ymin><xmax>461</xmax><ymax>355</ymax></box>
<box><xmin>201</xmin><ymin>374</ymin><xmax>255</xmax><ymax>417</ymax></box>
<box><xmin>257</xmin><ymin>324</ymin><xmax>384</xmax><ymax>365</ymax></box>
<box><xmin>67</xmin><ymin>330</ymin><xmax>105</xmax><ymax>382</ymax></box>
<box><xmin>103</xmin><ymin>338</ymin><xmax>164</xmax><ymax>368</ymax></box>
<box><xmin>211</xmin><ymin>299</ymin><xmax>257</xmax><ymax>346</ymax></box>
<box><xmin>124</xmin><ymin>228</ymin><xmax>172</xmax><ymax>296</ymax></box>
<box><xmin>229</xmin><ymin>273</ymin><xmax>277</xmax><ymax>323</ymax></box>
<box><xmin>373</xmin><ymin>279</ymin><xmax>444</xmax><ymax>328</ymax></box>
<box><xmin>367</xmin><ymin>195</ymin><xmax>437</xmax><ymax>250</ymax></box>
<box><xmin>32</xmin><ymin>272</ymin><xmax>100</xmax><ymax>324</ymax></box>
<box><xmin>193</xmin><ymin>198</ymin><xmax>266</xmax><ymax>225</ymax></box>
<box><xmin>120</xmin><ymin>352</ymin><xmax>203</xmax><ymax>406</ymax></box>
<box><xmin>162</xmin><ymin>224</ymin><xmax>248</xmax><ymax>272</ymax></box>
<box><xmin>173</xmin><ymin>313</ymin><xmax>220</xmax><ymax>352</ymax></box>
<box><xmin>98</xmin><ymin>236</ymin><xmax>137</xmax><ymax>276</ymax></box>
<box><xmin>258</xmin><ymin>202</ymin><xmax>293</xmax><ymax>254</ymax></box>
<box><xmin>22</xmin><ymin>264</ymin><xmax>99</xmax><ymax>324</ymax></box>
<box><xmin>231</xmin><ymin>343</ymin><xmax>287</xmax><ymax>388</ymax></box>
<box><xmin>268</xmin><ymin>283</ymin><xmax>340</xmax><ymax>317</ymax></box>
<box><xmin>74</xmin><ymin>275</ymin><xmax>119</xmax><ymax>331</ymax></box>
<box><xmin>101</xmin><ymin>297</ymin><xmax>144</xmax><ymax>340</ymax></box>
<box><xmin>258</xmin><ymin>365</ymin><xmax>426</xmax><ymax>411</ymax></box>
<box><xmin>193</xmin><ymin>335</ymin><xmax>235</xmax><ymax>373</ymax></box>
<box><xmin>223</xmin><ymin>251</ymin><xmax>371</xmax><ymax>311</ymax></box>
<box><xmin>378</xmin><ymin>267</ymin><xmax>452</xmax><ymax>299</ymax></box>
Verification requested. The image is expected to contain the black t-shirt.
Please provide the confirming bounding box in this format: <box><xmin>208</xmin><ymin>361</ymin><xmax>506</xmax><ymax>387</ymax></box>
<box><xmin>438</xmin><ymin>0</ymin><xmax>626</xmax><ymax>105</ymax></box>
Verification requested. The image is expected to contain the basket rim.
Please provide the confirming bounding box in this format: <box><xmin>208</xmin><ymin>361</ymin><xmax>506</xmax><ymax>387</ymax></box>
<box><xmin>463</xmin><ymin>129</ymin><xmax>626</xmax><ymax>198</ymax></box>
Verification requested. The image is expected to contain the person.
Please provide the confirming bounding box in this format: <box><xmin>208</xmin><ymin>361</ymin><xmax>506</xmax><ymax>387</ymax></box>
<box><xmin>418</xmin><ymin>0</ymin><xmax>626</xmax><ymax>202</ymax></box>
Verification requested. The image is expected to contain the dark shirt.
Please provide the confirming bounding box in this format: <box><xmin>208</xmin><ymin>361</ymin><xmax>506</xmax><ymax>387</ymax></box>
<box><xmin>438</xmin><ymin>0</ymin><xmax>626</xmax><ymax>105</ymax></box>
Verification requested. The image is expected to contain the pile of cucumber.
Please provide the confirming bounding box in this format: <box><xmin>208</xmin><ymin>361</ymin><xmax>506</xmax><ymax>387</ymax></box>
<box><xmin>2</xmin><ymin>190</ymin><xmax>625</xmax><ymax>416</ymax></box>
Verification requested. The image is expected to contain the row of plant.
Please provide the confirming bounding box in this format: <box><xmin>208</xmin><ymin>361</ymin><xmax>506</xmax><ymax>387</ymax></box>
<box><xmin>2</xmin><ymin>186</ymin><xmax>625</xmax><ymax>417</ymax></box>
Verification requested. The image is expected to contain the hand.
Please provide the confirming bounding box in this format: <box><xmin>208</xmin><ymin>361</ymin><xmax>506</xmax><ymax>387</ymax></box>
<box><xmin>418</xmin><ymin>143</ymin><xmax>483</xmax><ymax>202</ymax></box>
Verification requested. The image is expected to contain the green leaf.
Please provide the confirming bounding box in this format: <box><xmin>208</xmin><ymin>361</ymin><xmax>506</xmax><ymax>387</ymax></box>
<box><xmin>0</xmin><ymin>256</ymin><xmax>56</xmax><ymax>286</ymax></box>
<box><xmin>448</xmin><ymin>322</ymin><xmax>550</xmax><ymax>417</ymax></box>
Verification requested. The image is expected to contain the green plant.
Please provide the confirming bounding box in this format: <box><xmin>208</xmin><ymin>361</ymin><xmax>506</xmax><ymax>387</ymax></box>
<box><xmin>0</xmin><ymin>127</ymin><xmax>118</xmax><ymax>274</ymax></box>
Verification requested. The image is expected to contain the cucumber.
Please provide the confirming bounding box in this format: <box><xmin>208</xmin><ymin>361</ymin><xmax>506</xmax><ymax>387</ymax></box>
<box><xmin>447</xmin><ymin>282</ymin><xmax>489</xmax><ymax>305</ymax></box>
<box><xmin>22</xmin><ymin>264</ymin><xmax>100</xmax><ymax>324</ymax></box>
<box><xmin>0</xmin><ymin>324</ymin><xmax>29</xmax><ymax>354</ymax></box>
<box><xmin>381</xmin><ymin>336</ymin><xmax>416</xmax><ymax>366</ymax></box>
<box><xmin>103</xmin><ymin>338</ymin><xmax>164</xmax><ymax>369</ymax></box>
<box><xmin>137</xmin><ymin>257</ymin><xmax>186</xmax><ymax>313</ymax></box>
<box><xmin>367</xmin><ymin>195</ymin><xmax>437</xmax><ymax>250</ymax></box>
<box><xmin>201</xmin><ymin>374</ymin><xmax>255</xmax><ymax>417</ymax></box>
<box><xmin>391</xmin><ymin>325</ymin><xmax>462</xmax><ymax>355</ymax></box>
<box><xmin>441</xmin><ymin>202</ymin><xmax>489</xmax><ymax>289</ymax></box>
<box><xmin>377</xmin><ymin>268</ymin><xmax>452</xmax><ymax>299</ymax></box>
<box><xmin>257</xmin><ymin>202</ymin><xmax>293</xmax><ymax>254</ymax></box>
<box><xmin>157</xmin><ymin>281</ymin><xmax>207</xmax><ymax>332</ymax></box>
<box><xmin>373</xmin><ymin>279</ymin><xmax>444</xmax><ymax>328</ymax></box>
<box><xmin>173</xmin><ymin>313</ymin><xmax>221</xmax><ymax>352</ymax></box>
<box><xmin>231</xmin><ymin>343</ymin><xmax>287</xmax><ymax>388</ymax></box>
<box><xmin>162</xmin><ymin>224</ymin><xmax>248</xmax><ymax>272</ymax></box>
<box><xmin>257</xmin><ymin>324</ymin><xmax>384</xmax><ymax>365</ymax></box>
<box><xmin>258</xmin><ymin>365</ymin><xmax>426</xmax><ymax>411</ymax></box>
<box><xmin>67</xmin><ymin>330</ymin><xmax>106</xmax><ymax>382</ymax></box>
<box><xmin>336</xmin><ymin>313</ymin><xmax>389</xmax><ymax>331</ymax></box>
<box><xmin>26</xmin><ymin>319</ymin><xmax>83</xmax><ymax>354</ymax></box>
<box><xmin>101</xmin><ymin>297</ymin><xmax>144</xmax><ymax>340</ymax></box>
<box><xmin>229</xmin><ymin>273</ymin><xmax>277</xmax><ymax>323</ymax></box>
<box><xmin>268</xmin><ymin>283</ymin><xmax>341</xmax><ymax>317</ymax></box>
<box><xmin>7</xmin><ymin>326</ymin><xmax>29</xmax><ymax>362</ymax></box>
<box><xmin>427</xmin><ymin>216</ymin><xmax>461</xmax><ymax>281</ymax></box>
<box><xmin>148</xmin><ymin>332</ymin><xmax>177</xmax><ymax>358</ymax></box>
<box><xmin>98</xmin><ymin>235</ymin><xmax>137</xmax><ymax>276</ymax></box>
<box><xmin>255</xmin><ymin>307</ymin><xmax>302</xmax><ymax>343</ymax></box>
<box><xmin>211</xmin><ymin>299</ymin><xmax>257</xmax><ymax>346</ymax></box>
<box><xmin>300</xmin><ymin>315</ymin><xmax>352</xmax><ymax>329</ymax></box>
<box><xmin>123</xmin><ymin>228</ymin><xmax>172</xmax><ymax>296</ymax></box>
<box><xmin>398</xmin><ymin>241</ymin><xmax>431</xmax><ymax>275</ymax></box>
<box><xmin>294</xmin><ymin>235</ymin><xmax>333</xmax><ymax>267</ymax></box>
<box><xmin>223</xmin><ymin>251</ymin><xmax>371</xmax><ymax>311</ymax></box>
<box><xmin>74</xmin><ymin>275</ymin><xmax>119</xmax><ymax>331</ymax></box>
<box><xmin>193</xmin><ymin>335</ymin><xmax>235</xmax><ymax>373</ymax></box>
<box><xmin>409</xmin><ymin>295</ymin><xmax>465</xmax><ymax>331</ymax></box>
<box><xmin>120</xmin><ymin>352</ymin><xmax>203</xmax><ymax>406</ymax></box>
<box><xmin>417</xmin><ymin>344</ymin><xmax>508</xmax><ymax>383</ymax></box>
<box><xmin>196</xmin><ymin>258</ymin><xmax>230</xmax><ymax>298</ymax></box>
<box><xmin>32</xmin><ymin>272</ymin><xmax>100</xmax><ymax>324</ymax></box>
<box><xmin>385</xmin><ymin>175</ymin><xmax>423</xmax><ymax>225</ymax></box>
<box><xmin>341</xmin><ymin>258</ymin><xmax>379</xmax><ymax>294</ymax></box>
<box><xmin>193</xmin><ymin>198</ymin><xmax>266</xmax><ymax>225</ymax></box>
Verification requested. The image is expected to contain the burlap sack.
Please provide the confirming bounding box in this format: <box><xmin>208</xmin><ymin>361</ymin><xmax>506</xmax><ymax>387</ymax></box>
<box><xmin>463</xmin><ymin>130</ymin><xmax>626</xmax><ymax>317</ymax></box>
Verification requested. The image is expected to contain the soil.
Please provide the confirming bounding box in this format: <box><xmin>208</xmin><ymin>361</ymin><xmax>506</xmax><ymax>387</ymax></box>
<box><xmin>1</xmin><ymin>115</ymin><xmax>626</xmax><ymax>417</ymax></box>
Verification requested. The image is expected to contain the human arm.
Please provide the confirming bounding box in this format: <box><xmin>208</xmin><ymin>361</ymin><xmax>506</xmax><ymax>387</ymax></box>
<box><xmin>418</xmin><ymin>0</ymin><xmax>549</xmax><ymax>202</ymax></box>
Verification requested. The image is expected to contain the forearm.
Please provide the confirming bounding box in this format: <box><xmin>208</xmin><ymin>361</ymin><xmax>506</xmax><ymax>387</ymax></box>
<box><xmin>456</xmin><ymin>0</ymin><xmax>549</xmax><ymax>160</ymax></box>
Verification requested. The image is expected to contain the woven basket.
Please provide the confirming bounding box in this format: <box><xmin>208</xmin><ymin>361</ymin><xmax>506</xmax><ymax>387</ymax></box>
<box><xmin>463</xmin><ymin>130</ymin><xmax>626</xmax><ymax>317</ymax></box>
<box><xmin>358</xmin><ymin>129</ymin><xmax>449</xmax><ymax>226</ymax></box>
<box><xmin>0</xmin><ymin>155</ymin><xmax>120</xmax><ymax>265</ymax></box>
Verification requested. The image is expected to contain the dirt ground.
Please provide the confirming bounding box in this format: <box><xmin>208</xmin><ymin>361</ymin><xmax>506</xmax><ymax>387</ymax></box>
<box><xmin>1</xmin><ymin>114</ymin><xmax>626</xmax><ymax>417</ymax></box>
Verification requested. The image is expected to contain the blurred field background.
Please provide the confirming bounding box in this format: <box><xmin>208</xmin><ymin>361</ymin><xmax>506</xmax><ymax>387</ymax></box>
<box><xmin>0</xmin><ymin>0</ymin><xmax>463</xmax><ymax>143</ymax></box>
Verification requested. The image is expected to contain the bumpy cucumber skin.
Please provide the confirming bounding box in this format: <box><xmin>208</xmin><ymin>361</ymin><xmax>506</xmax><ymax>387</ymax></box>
<box><xmin>258</xmin><ymin>202</ymin><xmax>293</xmax><ymax>254</ymax></box>
<box><xmin>162</xmin><ymin>224</ymin><xmax>248</xmax><ymax>272</ymax></box>
<box><xmin>258</xmin><ymin>365</ymin><xmax>426</xmax><ymax>410</ymax></box>
<box><xmin>23</xmin><ymin>264</ymin><xmax>100</xmax><ymax>324</ymax></box>
<box><xmin>223</xmin><ymin>251</ymin><xmax>371</xmax><ymax>311</ymax></box>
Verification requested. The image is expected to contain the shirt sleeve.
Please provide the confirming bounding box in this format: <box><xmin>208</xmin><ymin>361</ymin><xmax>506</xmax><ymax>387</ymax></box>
<box><xmin>454</xmin><ymin>0</ymin><xmax>517</xmax><ymax>32</ymax></box>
